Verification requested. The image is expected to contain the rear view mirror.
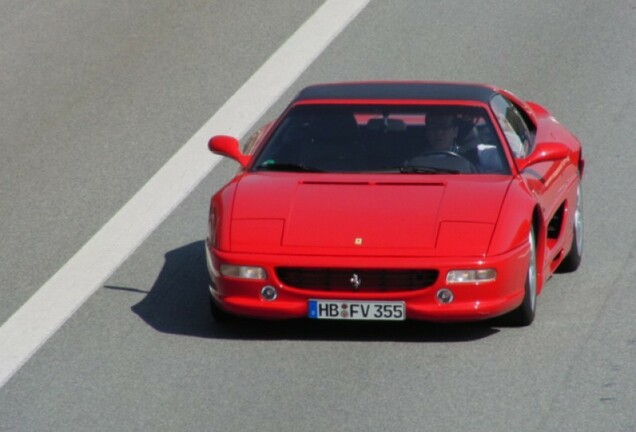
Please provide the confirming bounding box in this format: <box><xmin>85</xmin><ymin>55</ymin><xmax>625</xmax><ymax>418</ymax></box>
<box><xmin>518</xmin><ymin>142</ymin><xmax>569</xmax><ymax>171</ymax></box>
<box><xmin>208</xmin><ymin>135</ymin><xmax>251</xmax><ymax>167</ymax></box>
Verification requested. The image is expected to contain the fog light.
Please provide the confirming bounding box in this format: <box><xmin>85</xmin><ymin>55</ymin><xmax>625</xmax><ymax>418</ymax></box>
<box><xmin>220</xmin><ymin>264</ymin><xmax>266</xmax><ymax>280</ymax></box>
<box><xmin>437</xmin><ymin>288</ymin><xmax>454</xmax><ymax>304</ymax></box>
<box><xmin>446</xmin><ymin>269</ymin><xmax>496</xmax><ymax>284</ymax></box>
<box><xmin>261</xmin><ymin>285</ymin><xmax>278</xmax><ymax>301</ymax></box>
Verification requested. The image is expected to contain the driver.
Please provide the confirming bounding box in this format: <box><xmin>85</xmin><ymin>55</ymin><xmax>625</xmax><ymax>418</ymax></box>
<box><xmin>425</xmin><ymin>114</ymin><xmax>461</xmax><ymax>152</ymax></box>
<box><xmin>413</xmin><ymin>113</ymin><xmax>503</xmax><ymax>172</ymax></box>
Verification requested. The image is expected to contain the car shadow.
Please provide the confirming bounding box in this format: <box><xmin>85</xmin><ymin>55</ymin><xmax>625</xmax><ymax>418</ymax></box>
<box><xmin>126</xmin><ymin>241</ymin><xmax>502</xmax><ymax>342</ymax></box>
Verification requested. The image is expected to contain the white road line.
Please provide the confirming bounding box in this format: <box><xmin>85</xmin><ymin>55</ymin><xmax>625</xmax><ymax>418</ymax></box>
<box><xmin>0</xmin><ymin>0</ymin><xmax>370</xmax><ymax>389</ymax></box>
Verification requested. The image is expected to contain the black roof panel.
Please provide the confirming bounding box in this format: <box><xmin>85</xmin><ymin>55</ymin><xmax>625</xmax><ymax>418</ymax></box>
<box><xmin>293</xmin><ymin>81</ymin><xmax>499</xmax><ymax>104</ymax></box>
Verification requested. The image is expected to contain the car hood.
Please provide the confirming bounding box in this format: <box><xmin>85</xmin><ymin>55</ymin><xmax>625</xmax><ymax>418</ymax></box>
<box><xmin>229</xmin><ymin>173</ymin><xmax>512</xmax><ymax>257</ymax></box>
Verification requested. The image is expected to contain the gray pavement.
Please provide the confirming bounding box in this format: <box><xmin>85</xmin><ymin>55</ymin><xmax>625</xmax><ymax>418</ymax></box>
<box><xmin>1</xmin><ymin>1</ymin><xmax>635</xmax><ymax>431</ymax></box>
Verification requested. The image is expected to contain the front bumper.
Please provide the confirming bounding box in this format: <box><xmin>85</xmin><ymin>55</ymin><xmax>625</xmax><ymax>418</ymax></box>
<box><xmin>205</xmin><ymin>241</ymin><xmax>531</xmax><ymax>322</ymax></box>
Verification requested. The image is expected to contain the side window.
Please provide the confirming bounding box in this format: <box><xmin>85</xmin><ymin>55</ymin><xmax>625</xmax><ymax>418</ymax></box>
<box><xmin>490</xmin><ymin>95</ymin><xmax>535</xmax><ymax>158</ymax></box>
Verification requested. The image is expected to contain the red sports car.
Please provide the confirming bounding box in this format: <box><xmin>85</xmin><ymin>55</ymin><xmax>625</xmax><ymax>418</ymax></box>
<box><xmin>206</xmin><ymin>81</ymin><xmax>583</xmax><ymax>326</ymax></box>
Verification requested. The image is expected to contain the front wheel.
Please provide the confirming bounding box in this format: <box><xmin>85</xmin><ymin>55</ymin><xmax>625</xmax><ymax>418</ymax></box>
<box><xmin>506</xmin><ymin>228</ymin><xmax>538</xmax><ymax>326</ymax></box>
<box><xmin>210</xmin><ymin>296</ymin><xmax>239</xmax><ymax>323</ymax></box>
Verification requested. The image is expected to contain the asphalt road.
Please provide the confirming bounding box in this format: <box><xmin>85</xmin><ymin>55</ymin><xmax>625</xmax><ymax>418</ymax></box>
<box><xmin>1</xmin><ymin>1</ymin><xmax>636</xmax><ymax>431</ymax></box>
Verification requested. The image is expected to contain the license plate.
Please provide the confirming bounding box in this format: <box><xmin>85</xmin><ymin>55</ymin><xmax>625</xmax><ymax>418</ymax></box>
<box><xmin>308</xmin><ymin>300</ymin><xmax>405</xmax><ymax>321</ymax></box>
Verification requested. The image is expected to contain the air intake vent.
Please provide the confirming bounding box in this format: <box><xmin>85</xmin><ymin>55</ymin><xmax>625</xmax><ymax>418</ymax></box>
<box><xmin>276</xmin><ymin>268</ymin><xmax>438</xmax><ymax>292</ymax></box>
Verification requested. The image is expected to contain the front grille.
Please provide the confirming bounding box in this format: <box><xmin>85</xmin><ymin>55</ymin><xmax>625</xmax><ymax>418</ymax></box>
<box><xmin>276</xmin><ymin>268</ymin><xmax>438</xmax><ymax>293</ymax></box>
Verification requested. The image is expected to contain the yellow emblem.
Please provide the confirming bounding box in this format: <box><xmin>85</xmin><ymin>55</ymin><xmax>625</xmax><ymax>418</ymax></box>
<box><xmin>354</xmin><ymin>238</ymin><xmax>363</xmax><ymax>245</ymax></box>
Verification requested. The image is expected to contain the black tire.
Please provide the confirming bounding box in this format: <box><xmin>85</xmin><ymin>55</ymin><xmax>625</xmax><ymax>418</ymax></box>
<box><xmin>210</xmin><ymin>296</ymin><xmax>238</xmax><ymax>323</ymax></box>
<box><xmin>506</xmin><ymin>227</ymin><xmax>538</xmax><ymax>327</ymax></box>
<box><xmin>557</xmin><ymin>183</ymin><xmax>583</xmax><ymax>273</ymax></box>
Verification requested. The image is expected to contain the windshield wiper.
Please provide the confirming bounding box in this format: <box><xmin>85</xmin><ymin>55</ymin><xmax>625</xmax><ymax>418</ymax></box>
<box><xmin>255</xmin><ymin>162</ymin><xmax>323</xmax><ymax>173</ymax></box>
<box><xmin>399</xmin><ymin>166</ymin><xmax>460</xmax><ymax>174</ymax></box>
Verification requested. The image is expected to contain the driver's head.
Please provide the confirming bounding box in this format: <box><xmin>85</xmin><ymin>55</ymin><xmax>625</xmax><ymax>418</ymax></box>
<box><xmin>425</xmin><ymin>114</ymin><xmax>458</xmax><ymax>150</ymax></box>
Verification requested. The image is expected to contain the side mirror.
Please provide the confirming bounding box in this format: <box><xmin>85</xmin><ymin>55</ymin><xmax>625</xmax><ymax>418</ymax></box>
<box><xmin>208</xmin><ymin>135</ymin><xmax>251</xmax><ymax>168</ymax></box>
<box><xmin>518</xmin><ymin>142</ymin><xmax>569</xmax><ymax>171</ymax></box>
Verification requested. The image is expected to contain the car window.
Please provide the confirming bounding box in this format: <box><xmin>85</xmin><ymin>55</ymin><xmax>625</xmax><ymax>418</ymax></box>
<box><xmin>251</xmin><ymin>104</ymin><xmax>510</xmax><ymax>174</ymax></box>
<box><xmin>491</xmin><ymin>95</ymin><xmax>535</xmax><ymax>158</ymax></box>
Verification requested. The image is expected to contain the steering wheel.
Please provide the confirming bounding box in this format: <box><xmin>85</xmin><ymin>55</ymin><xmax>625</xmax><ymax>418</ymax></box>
<box><xmin>414</xmin><ymin>150</ymin><xmax>478</xmax><ymax>173</ymax></box>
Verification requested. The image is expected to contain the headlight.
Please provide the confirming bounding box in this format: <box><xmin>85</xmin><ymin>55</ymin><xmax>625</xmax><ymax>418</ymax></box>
<box><xmin>446</xmin><ymin>269</ymin><xmax>496</xmax><ymax>284</ymax></box>
<box><xmin>220</xmin><ymin>264</ymin><xmax>267</xmax><ymax>280</ymax></box>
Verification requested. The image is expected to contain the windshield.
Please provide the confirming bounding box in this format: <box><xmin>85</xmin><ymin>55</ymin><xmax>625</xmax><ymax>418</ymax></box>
<box><xmin>252</xmin><ymin>104</ymin><xmax>510</xmax><ymax>174</ymax></box>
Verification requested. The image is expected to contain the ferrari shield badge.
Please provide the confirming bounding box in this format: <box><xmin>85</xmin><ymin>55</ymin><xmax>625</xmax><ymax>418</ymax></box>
<box><xmin>350</xmin><ymin>273</ymin><xmax>362</xmax><ymax>291</ymax></box>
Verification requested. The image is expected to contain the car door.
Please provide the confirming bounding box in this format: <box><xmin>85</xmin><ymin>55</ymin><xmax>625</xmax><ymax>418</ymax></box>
<box><xmin>491</xmin><ymin>94</ymin><xmax>570</xmax><ymax>264</ymax></box>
